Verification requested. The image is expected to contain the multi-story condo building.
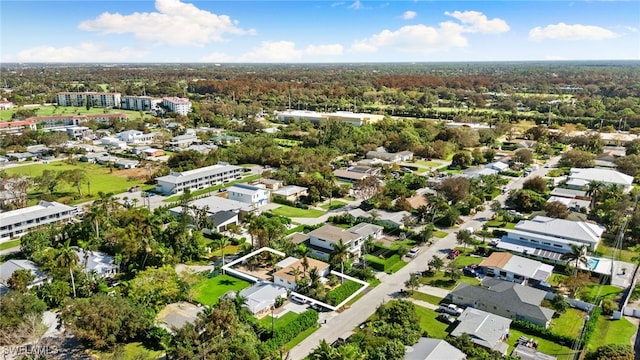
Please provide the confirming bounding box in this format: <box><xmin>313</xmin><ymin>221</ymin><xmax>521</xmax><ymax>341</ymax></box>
<box><xmin>275</xmin><ymin>110</ymin><xmax>384</xmax><ymax>126</ymax></box>
<box><xmin>155</xmin><ymin>164</ymin><xmax>243</xmax><ymax>195</ymax></box>
<box><xmin>23</xmin><ymin>114</ymin><xmax>127</xmax><ymax>129</ymax></box>
<box><xmin>0</xmin><ymin>201</ymin><xmax>77</xmax><ymax>243</ymax></box>
<box><xmin>162</xmin><ymin>97</ymin><xmax>192</xmax><ymax>116</ymax></box>
<box><xmin>120</xmin><ymin>96</ymin><xmax>162</xmax><ymax>111</ymax></box>
<box><xmin>56</xmin><ymin>92</ymin><xmax>121</xmax><ymax>108</ymax></box>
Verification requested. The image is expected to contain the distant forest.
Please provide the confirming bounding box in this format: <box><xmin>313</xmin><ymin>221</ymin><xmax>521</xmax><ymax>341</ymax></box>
<box><xmin>2</xmin><ymin>61</ymin><xmax>639</xmax><ymax>128</ymax></box>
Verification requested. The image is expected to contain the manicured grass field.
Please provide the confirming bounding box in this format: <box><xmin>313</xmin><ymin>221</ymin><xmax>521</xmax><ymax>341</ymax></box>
<box><xmin>192</xmin><ymin>274</ymin><xmax>251</xmax><ymax>306</ymax></box>
<box><xmin>4</xmin><ymin>162</ymin><xmax>148</xmax><ymax>204</ymax></box>
<box><xmin>418</xmin><ymin>270</ymin><xmax>481</xmax><ymax>289</ymax></box>
<box><xmin>410</xmin><ymin>291</ymin><xmax>442</xmax><ymax>306</ymax></box>
<box><xmin>506</xmin><ymin>329</ymin><xmax>575</xmax><ymax>360</ymax></box>
<box><xmin>320</xmin><ymin>200</ymin><xmax>347</xmax><ymax>210</ymax></box>
<box><xmin>549</xmin><ymin>308</ymin><xmax>587</xmax><ymax>338</ymax></box>
<box><xmin>433</xmin><ymin>231</ymin><xmax>448</xmax><ymax>238</ymax></box>
<box><xmin>595</xmin><ymin>243</ymin><xmax>636</xmax><ymax>263</ymax></box>
<box><xmin>453</xmin><ymin>254</ymin><xmax>485</xmax><ymax>268</ymax></box>
<box><xmin>580</xmin><ymin>284</ymin><xmax>622</xmax><ymax>303</ymax></box>
<box><xmin>259</xmin><ymin>311</ymin><xmax>299</xmax><ymax>330</ymax></box>
<box><xmin>274</xmin><ymin>138</ymin><xmax>303</xmax><ymax>147</ymax></box>
<box><xmin>587</xmin><ymin>316</ymin><xmax>637</xmax><ymax>351</ymax></box>
<box><xmin>0</xmin><ymin>240</ymin><xmax>20</xmax><ymax>251</ymax></box>
<box><xmin>414</xmin><ymin>305</ymin><xmax>450</xmax><ymax>339</ymax></box>
<box><xmin>206</xmin><ymin>244</ymin><xmax>240</xmax><ymax>258</ymax></box>
<box><xmin>1</xmin><ymin>106</ymin><xmax>153</xmax><ymax>121</ymax></box>
<box><xmin>270</xmin><ymin>205</ymin><xmax>326</xmax><ymax>218</ymax></box>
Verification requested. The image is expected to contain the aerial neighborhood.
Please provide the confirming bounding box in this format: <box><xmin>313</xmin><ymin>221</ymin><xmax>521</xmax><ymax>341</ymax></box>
<box><xmin>0</xmin><ymin>63</ymin><xmax>639</xmax><ymax>360</ymax></box>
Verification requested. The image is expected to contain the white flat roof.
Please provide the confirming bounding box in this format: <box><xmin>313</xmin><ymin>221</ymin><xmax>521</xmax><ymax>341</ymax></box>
<box><xmin>0</xmin><ymin>201</ymin><xmax>75</xmax><ymax>226</ymax></box>
<box><xmin>156</xmin><ymin>164</ymin><xmax>241</xmax><ymax>184</ymax></box>
<box><xmin>569</xmin><ymin>168</ymin><xmax>633</xmax><ymax>186</ymax></box>
<box><xmin>514</xmin><ymin>216</ymin><xmax>604</xmax><ymax>244</ymax></box>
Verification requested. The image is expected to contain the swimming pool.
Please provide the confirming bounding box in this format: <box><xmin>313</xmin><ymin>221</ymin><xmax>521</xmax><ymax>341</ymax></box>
<box><xmin>587</xmin><ymin>258</ymin><xmax>599</xmax><ymax>271</ymax></box>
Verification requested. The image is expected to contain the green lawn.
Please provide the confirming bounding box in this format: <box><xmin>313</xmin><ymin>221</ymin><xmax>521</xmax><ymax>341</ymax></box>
<box><xmin>1</xmin><ymin>106</ymin><xmax>153</xmax><ymax>121</ymax></box>
<box><xmin>94</xmin><ymin>342</ymin><xmax>163</xmax><ymax>360</ymax></box>
<box><xmin>410</xmin><ymin>291</ymin><xmax>442</xmax><ymax>305</ymax></box>
<box><xmin>270</xmin><ymin>205</ymin><xmax>326</xmax><ymax>218</ymax></box>
<box><xmin>191</xmin><ymin>274</ymin><xmax>251</xmax><ymax>306</ymax></box>
<box><xmin>387</xmin><ymin>260</ymin><xmax>407</xmax><ymax>273</ymax></box>
<box><xmin>0</xmin><ymin>240</ymin><xmax>20</xmax><ymax>251</ymax></box>
<box><xmin>284</xmin><ymin>324</ymin><xmax>320</xmax><ymax>351</ymax></box>
<box><xmin>206</xmin><ymin>244</ymin><xmax>240</xmax><ymax>258</ymax></box>
<box><xmin>414</xmin><ymin>160</ymin><xmax>441</xmax><ymax>167</ymax></box>
<box><xmin>453</xmin><ymin>254</ymin><xmax>484</xmax><ymax>268</ymax></box>
<box><xmin>163</xmin><ymin>174</ymin><xmax>261</xmax><ymax>202</ymax></box>
<box><xmin>595</xmin><ymin>243</ymin><xmax>636</xmax><ymax>263</ymax></box>
<box><xmin>548</xmin><ymin>308</ymin><xmax>587</xmax><ymax>338</ymax></box>
<box><xmin>320</xmin><ymin>200</ymin><xmax>347</xmax><ymax>210</ymax></box>
<box><xmin>506</xmin><ymin>329</ymin><xmax>575</xmax><ymax>360</ymax></box>
<box><xmin>433</xmin><ymin>231</ymin><xmax>448</xmax><ymax>238</ymax></box>
<box><xmin>587</xmin><ymin>316</ymin><xmax>637</xmax><ymax>351</ymax></box>
<box><xmin>5</xmin><ymin>162</ymin><xmax>148</xmax><ymax>205</ymax></box>
<box><xmin>579</xmin><ymin>284</ymin><xmax>622</xmax><ymax>303</ymax></box>
<box><xmin>259</xmin><ymin>311</ymin><xmax>299</xmax><ymax>330</ymax></box>
<box><xmin>418</xmin><ymin>271</ymin><xmax>481</xmax><ymax>289</ymax></box>
<box><xmin>414</xmin><ymin>305</ymin><xmax>450</xmax><ymax>339</ymax></box>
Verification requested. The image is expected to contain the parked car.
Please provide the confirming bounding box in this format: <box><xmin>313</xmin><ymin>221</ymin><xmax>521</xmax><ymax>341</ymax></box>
<box><xmin>291</xmin><ymin>294</ymin><xmax>307</xmax><ymax>304</ymax></box>
<box><xmin>437</xmin><ymin>313</ymin><xmax>456</xmax><ymax>324</ymax></box>
<box><xmin>447</xmin><ymin>249</ymin><xmax>460</xmax><ymax>259</ymax></box>
<box><xmin>437</xmin><ymin>303</ymin><xmax>464</xmax><ymax>316</ymax></box>
<box><xmin>311</xmin><ymin>303</ymin><xmax>330</xmax><ymax>312</ymax></box>
<box><xmin>407</xmin><ymin>247</ymin><xmax>420</xmax><ymax>258</ymax></box>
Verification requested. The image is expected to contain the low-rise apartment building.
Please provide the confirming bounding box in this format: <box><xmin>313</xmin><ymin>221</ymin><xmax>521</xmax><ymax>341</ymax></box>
<box><xmin>0</xmin><ymin>201</ymin><xmax>77</xmax><ymax>243</ymax></box>
<box><xmin>120</xmin><ymin>96</ymin><xmax>162</xmax><ymax>111</ymax></box>
<box><xmin>155</xmin><ymin>164</ymin><xmax>243</xmax><ymax>195</ymax></box>
<box><xmin>227</xmin><ymin>184</ymin><xmax>270</xmax><ymax>207</ymax></box>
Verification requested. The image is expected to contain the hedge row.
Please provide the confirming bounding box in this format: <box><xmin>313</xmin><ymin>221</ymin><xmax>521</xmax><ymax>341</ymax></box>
<box><xmin>366</xmin><ymin>254</ymin><xmax>402</xmax><ymax>272</ymax></box>
<box><xmin>326</xmin><ymin>280</ymin><xmax>362</xmax><ymax>306</ymax></box>
<box><xmin>511</xmin><ymin>319</ymin><xmax>576</xmax><ymax>348</ymax></box>
<box><xmin>582</xmin><ymin>307</ymin><xmax>601</xmax><ymax>347</ymax></box>
<box><xmin>258</xmin><ymin>309</ymin><xmax>318</xmax><ymax>355</ymax></box>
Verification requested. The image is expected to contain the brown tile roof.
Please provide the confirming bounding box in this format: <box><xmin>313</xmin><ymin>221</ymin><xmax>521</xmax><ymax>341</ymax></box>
<box><xmin>479</xmin><ymin>252</ymin><xmax>512</xmax><ymax>269</ymax></box>
<box><xmin>406</xmin><ymin>194</ymin><xmax>428</xmax><ymax>209</ymax></box>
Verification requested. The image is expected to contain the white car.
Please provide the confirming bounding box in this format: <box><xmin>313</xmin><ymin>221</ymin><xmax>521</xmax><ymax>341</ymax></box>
<box><xmin>290</xmin><ymin>294</ymin><xmax>307</xmax><ymax>304</ymax></box>
<box><xmin>407</xmin><ymin>248</ymin><xmax>420</xmax><ymax>258</ymax></box>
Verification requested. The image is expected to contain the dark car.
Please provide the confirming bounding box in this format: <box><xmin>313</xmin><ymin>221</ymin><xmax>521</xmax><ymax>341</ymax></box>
<box><xmin>437</xmin><ymin>313</ymin><xmax>456</xmax><ymax>324</ymax></box>
<box><xmin>447</xmin><ymin>249</ymin><xmax>460</xmax><ymax>259</ymax></box>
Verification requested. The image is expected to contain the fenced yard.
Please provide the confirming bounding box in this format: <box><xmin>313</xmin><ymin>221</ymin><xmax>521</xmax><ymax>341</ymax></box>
<box><xmin>191</xmin><ymin>274</ymin><xmax>251</xmax><ymax>306</ymax></box>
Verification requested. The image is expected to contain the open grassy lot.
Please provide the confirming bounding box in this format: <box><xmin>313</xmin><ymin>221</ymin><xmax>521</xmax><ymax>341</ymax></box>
<box><xmin>0</xmin><ymin>240</ymin><xmax>20</xmax><ymax>251</ymax></box>
<box><xmin>433</xmin><ymin>231</ymin><xmax>448</xmax><ymax>238</ymax></box>
<box><xmin>5</xmin><ymin>162</ymin><xmax>149</xmax><ymax>204</ymax></box>
<box><xmin>191</xmin><ymin>274</ymin><xmax>251</xmax><ymax>306</ymax></box>
<box><xmin>320</xmin><ymin>200</ymin><xmax>347</xmax><ymax>210</ymax></box>
<box><xmin>259</xmin><ymin>311</ymin><xmax>299</xmax><ymax>330</ymax></box>
<box><xmin>410</xmin><ymin>291</ymin><xmax>442</xmax><ymax>306</ymax></box>
<box><xmin>580</xmin><ymin>284</ymin><xmax>622</xmax><ymax>303</ymax></box>
<box><xmin>414</xmin><ymin>305</ymin><xmax>450</xmax><ymax>339</ymax></box>
<box><xmin>270</xmin><ymin>205</ymin><xmax>325</xmax><ymax>218</ymax></box>
<box><xmin>506</xmin><ymin>329</ymin><xmax>575</xmax><ymax>360</ymax></box>
<box><xmin>1</xmin><ymin>106</ymin><xmax>153</xmax><ymax>121</ymax></box>
<box><xmin>452</xmin><ymin>254</ymin><xmax>485</xmax><ymax>268</ymax></box>
<box><xmin>586</xmin><ymin>316</ymin><xmax>637</xmax><ymax>351</ymax></box>
<box><xmin>94</xmin><ymin>342</ymin><xmax>163</xmax><ymax>360</ymax></box>
<box><xmin>414</xmin><ymin>160</ymin><xmax>442</xmax><ymax>167</ymax></box>
<box><xmin>418</xmin><ymin>270</ymin><xmax>481</xmax><ymax>289</ymax></box>
<box><xmin>548</xmin><ymin>308</ymin><xmax>587</xmax><ymax>338</ymax></box>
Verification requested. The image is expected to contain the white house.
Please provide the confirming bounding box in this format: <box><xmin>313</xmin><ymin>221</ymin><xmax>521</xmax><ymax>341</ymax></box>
<box><xmin>168</xmin><ymin>195</ymin><xmax>253</xmax><ymax>232</ymax></box>
<box><xmin>0</xmin><ymin>201</ymin><xmax>76</xmax><ymax>243</ymax></box>
<box><xmin>169</xmin><ymin>134</ymin><xmax>200</xmax><ymax>148</ymax></box>
<box><xmin>365</xmin><ymin>150</ymin><xmax>414</xmax><ymax>163</ymax></box>
<box><xmin>307</xmin><ymin>223</ymin><xmax>383</xmax><ymax>260</ymax></box>
<box><xmin>239</xmin><ymin>282</ymin><xmax>288</xmax><ymax>315</ymax></box>
<box><xmin>404</xmin><ymin>338</ymin><xmax>466</xmax><ymax>360</ymax></box>
<box><xmin>485</xmin><ymin>161</ymin><xmax>510</xmax><ymax>172</ymax></box>
<box><xmin>0</xmin><ymin>259</ymin><xmax>48</xmax><ymax>290</ymax></box>
<box><xmin>479</xmin><ymin>252</ymin><xmax>554</xmax><ymax>284</ymax></box>
<box><xmin>116</xmin><ymin>130</ymin><xmax>158</xmax><ymax>144</ymax></box>
<box><xmin>499</xmin><ymin>216</ymin><xmax>605</xmax><ymax>261</ymax></box>
<box><xmin>450</xmin><ymin>308</ymin><xmax>511</xmax><ymax>355</ymax></box>
<box><xmin>75</xmin><ymin>249</ymin><xmax>118</xmax><ymax>278</ymax></box>
<box><xmin>271</xmin><ymin>185</ymin><xmax>308</xmax><ymax>202</ymax></box>
<box><xmin>155</xmin><ymin>164</ymin><xmax>243</xmax><ymax>195</ymax></box>
<box><xmin>567</xmin><ymin>168</ymin><xmax>634</xmax><ymax>193</ymax></box>
<box><xmin>275</xmin><ymin>110</ymin><xmax>384</xmax><ymax>126</ymax></box>
<box><xmin>227</xmin><ymin>184</ymin><xmax>270</xmax><ymax>207</ymax></box>
<box><xmin>273</xmin><ymin>257</ymin><xmax>330</xmax><ymax>290</ymax></box>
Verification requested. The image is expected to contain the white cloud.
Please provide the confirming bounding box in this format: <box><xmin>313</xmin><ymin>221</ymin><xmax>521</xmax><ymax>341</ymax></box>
<box><xmin>349</xmin><ymin>0</ymin><xmax>364</xmax><ymax>10</ymax></box>
<box><xmin>78</xmin><ymin>0</ymin><xmax>255</xmax><ymax>47</ymax></box>
<box><xmin>529</xmin><ymin>23</ymin><xmax>618</xmax><ymax>41</ymax></box>
<box><xmin>331</xmin><ymin>2</ymin><xmax>346</xmax><ymax>7</ymax></box>
<box><xmin>351</xmin><ymin>22</ymin><xmax>467</xmax><ymax>54</ymax></box>
<box><xmin>444</xmin><ymin>10</ymin><xmax>509</xmax><ymax>33</ymax></box>
<box><xmin>402</xmin><ymin>11</ymin><xmax>417</xmax><ymax>20</ymax></box>
<box><xmin>206</xmin><ymin>41</ymin><xmax>344</xmax><ymax>62</ymax></box>
<box><xmin>6</xmin><ymin>42</ymin><xmax>148</xmax><ymax>62</ymax></box>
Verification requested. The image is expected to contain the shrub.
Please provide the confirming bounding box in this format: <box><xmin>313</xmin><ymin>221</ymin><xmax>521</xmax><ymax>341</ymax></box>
<box><xmin>586</xmin><ymin>344</ymin><xmax>634</xmax><ymax>360</ymax></box>
<box><xmin>325</xmin><ymin>280</ymin><xmax>362</xmax><ymax>306</ymax></box>
<box><xmin>511</xmin><ymin>320</ymin><xmax>575</xmax><ymax>348</ymax></box>
<box><xmin>258</xmin><ymin>309</ymin><xmax>318</xmax><ymax>355</ymax></box>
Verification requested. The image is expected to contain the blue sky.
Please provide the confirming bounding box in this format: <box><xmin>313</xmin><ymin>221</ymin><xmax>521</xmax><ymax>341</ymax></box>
<box><xmin>1</xmin><ymin>0</ymin><xmax>639</xmax><ymax>63</ymax></box>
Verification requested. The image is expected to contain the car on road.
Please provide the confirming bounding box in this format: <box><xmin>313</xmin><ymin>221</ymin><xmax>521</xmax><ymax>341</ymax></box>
<box><xmin>407</xmin><ymin>247</ymin><xmax>420</xmax><ymax>258</ymax></box>
<box><xmin>437</xmin><ymin>313</ymin><xmax>456</xmax><ymax>324</ymax></box>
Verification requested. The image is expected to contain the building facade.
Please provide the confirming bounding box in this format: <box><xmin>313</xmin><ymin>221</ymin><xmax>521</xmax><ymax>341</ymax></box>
<box><xmin>155</xmin><ymin>164</ymin><xmax>243</xmax><ymax>194</ymax></box>
<box><xmin>120</xmin><ymin>96</ymin><xmax>161</xmax><ymax>111</ymax></box>
<box><xmin>55</xmin><ymin>92</ymin><xmax>121</xmax><ymax>107</ymax></box>
<box><xmin>162</xmin><ymin>97</ymin><xmax>192</xmax><ymax>115</ymax></box>
<box><xmin>0</xmin><ymin>201</ymin><xmax>77</xmax><ymax>243</ymax></box>
<box><xmin>227</xmin><ymin>184</ymin><xmax>270</xmax><ymax>207</ymax></box>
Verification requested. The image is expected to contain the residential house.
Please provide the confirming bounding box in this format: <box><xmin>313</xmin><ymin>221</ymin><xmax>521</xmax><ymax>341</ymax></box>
<box><xmin>348</xmin><ymin>208</ymin><xmax>413</xmax><ymax>228</ymax></box>
<box><xmin>75</xmin><ymin>249</ymin><xmax>118</xmax><ymax>278</ymax></box>
<box><xmin>155</xmin><ymin>163</ymin><xmax>243</xmax><ymax>195</ymax></box>
<box><xmin>239</xmin><ymin>282</ymin><xmax>288</xmax><ymax>315</ymax></box>
<box><xmin>479</xmin><ymin>252</ymin><xmax>554</xmax><ymax>284</ymax></box>
<box><xmin>365</xmin><ymin>150</ymin><xmax>414</xmax><ymax>163</ymax></box>
<box><xmin>100</xmin><ymin>137</ymin><xmax>128</xmax><ymax>149</ymax></box>
<box><xmin>485</xmin><ymin>161</ymin><xmax>510</xmax><ymax>172</ymax></box>
<box><xmin>6</xmin><ymin>152</ymin><xmax>33</xmax><ymax>162</ymax></box>
<box><xmin>65</xmin><ymin>126</ymin><xmax>92</xmax><ymax>139</ymax></box>
<box><xmin>599</xmin><ymin>132</ymin><xmax>639</xmax><ymax>146</ymax></box>
<box><xmin>114</xmin><ymin>159</ymin><xmax>139</xmax><ymax>169</ymax></box>
<box><xmin>0</xmin><ymin>201</ymin><xmax>76</xmax><ymax>242</ymax></box>
<box><xmin>446</xmin><ymin>279</ymin><xmax>555</xmax><ymax>328</ymax></box>
<box><xmin>548</xmin><ymin>188</ymin><xmax>588</xmax><ymax>200</ymax></box>
<box><xmin>566</xmin><ymin>168</ymin><xmax>634</xmax><ymax>193</ymax></box>
<box><xmin>143</xmin><ymin>148</ymin><xmax>165</xmax><ymax>157</ymax></box>
<box><xmin>259</xmin><ymin>178</ymin><xmax>283</xmax><ymax>190</ymax></box>
<box><xmin>498</xmin><ymin>216</ymin><xmax>605</xmax><ymax>261</ymax></box>
<box><xmin>185</xmin><ymin>144</ymin><xmax>217</xmax><ymax>155</ymax></box>
<box><xmin>450</xmin><ymin>307</ymin><xmax>511</xmax><ymax>355</ymax></box>
<box><xmin>273</xmin><ymin>256</ymin><xmax>330</xmax><ymax>290</ymax></box>
<box><xmin>227</xmin><ymin>184</ymin><xmax>270</xmax><ymax>207</ymax></box>
<box><xmin>0</xmin><ymin>259</ymin><xmax>48</xmax><ymax>291</ymax></box>
<box><xmin>169</xmin><ymin>134</ymin><xmax>200</xmax><ymax>148</ymax></box>
<box><xmin>116</xmin><ymin>130</ymin><xmax>158</xmax><ymax>144</ymax></box>
<box><xmin>404</xmin><ymin>338</ymin><xmax>466</xmax><ymax>360</ymax></box>
<box><xmin>307</xmin><ymin>223</ymin><xmax>383</xmax><ymax>260</ymax></box>
<box><xmin>271</xmin><ymin>185</ymin><xmax>308</xmax><ymax>202</ymax></box>
<box><xmin>211</xmin><ymin>135</ymin><xmax>240</xmax><ymax>145</ymax></box>
<box><xmin>546</xmin><ymin>196</ymin><xmax>590</xmax><ymax>212</ymax></box>
<box><xmin>0</xmin><ymin>99</ymin><xmax>14</xmax><ymax>110</ymax></box>
<box><xmin>275</xmin><ymin>110</ymin><xmax>384</xmax><ymax>126</ymax></box>
<box><xmin>168</xmin><ymin>195</ymin><xmax>253</xmax><ymax>232</ymax></box>
<box><xmin>333</xmin><ymin>169</ymin><xmax>373</xmax><ymax>182</ymax></box>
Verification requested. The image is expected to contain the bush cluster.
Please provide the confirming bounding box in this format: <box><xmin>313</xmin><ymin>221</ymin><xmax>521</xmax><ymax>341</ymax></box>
<box><xmin>326</xmin><ymin>280</ymin><xmax>362</xmax><ymax>306</ymax></box>
<box><xmin>258</xmin><ymin>309</ymin><xmax>319</xmax><ymax>355</ymax></box>
<box><xmin>511</xmin><ymin>320</ymin><xmax>575</xmax><ymax>348</ymax></box>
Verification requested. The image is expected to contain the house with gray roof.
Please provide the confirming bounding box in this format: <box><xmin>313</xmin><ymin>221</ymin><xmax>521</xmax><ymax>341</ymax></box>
<box><xmin>308</xmin><ymin>222</ymin><xmax>382</xmax><ymax>260</ymax></box>
<box><xmin>239</xmin><ymin>282</ymin><xmax>288</xmax><ymax>315</ymax></box>
<box><xmin>271</xmin><ymin>185</ymin><xmax>308</xmax><ymax>202</ymax></box>
<box><xmin>450</xmin><ymin>307</ymin><xmax>511</xmax><ymax>355</ymax></box>
<box><xmin>404</xmin><ymin>338</ymin><xmax>466</xmax><ymax>360</ymax></box>
<box><xmin>446</xmin><ymin>278</ymin><xmax>554</xmax><ymax>328</ymax></box>
<box><xmin>0</xmin><ymin>259</ymin><xmax>48</xmax><ymax>290</ymax></box>
<box><xmin>227</xmin><ymin>184</ymin><xmax>270</xmax><ymax>206</ymax></box>
<box><xmin>0</xmin><ymin>200</ymin><xmax>76</xmax><ymax>242</ymax></box>
<box><xmin>169</xmin><ymin>195</ymin><xmax>252</xmax><ymax>232</ymax></box>
<box><xmin>567</xmin><ymin>168</ymin><xmax>634</xmax><ymax>193</ymax></box>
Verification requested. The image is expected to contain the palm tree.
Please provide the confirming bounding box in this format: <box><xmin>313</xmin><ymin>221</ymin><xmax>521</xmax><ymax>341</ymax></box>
<box><xmin>561</xmin><ymin>244</ymin><xmax>589</xmax><ymax>274</ymax></box>
<box><xmin>216</xmin><ymin>237</ymin><xmax>230</xmax><ymax>271</ymax></box>
<box><xmin>586</xmin><ymin>181</ymin><xmax>605</xmax><ymax>209</ymax></box>
<box><xmin>57</xmin><ymin>240</ymin><xmax>79</xmax><ymax>297</ymax></box>
<box><xmin>330</xmin><ymin>240</ymin><xmax>348</xmax><ymax>284</ymax></box>
<box><xmin>296</xmin><ymin>244</ymin><xmax>311</xmax><ymax>275</ymax></box>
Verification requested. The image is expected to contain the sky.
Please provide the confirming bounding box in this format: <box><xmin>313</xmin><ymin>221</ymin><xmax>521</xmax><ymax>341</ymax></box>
<box><xmin>1</xmin><ymin>0</ymin><xmax>639</xmax><ymax>63</ymax></box>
